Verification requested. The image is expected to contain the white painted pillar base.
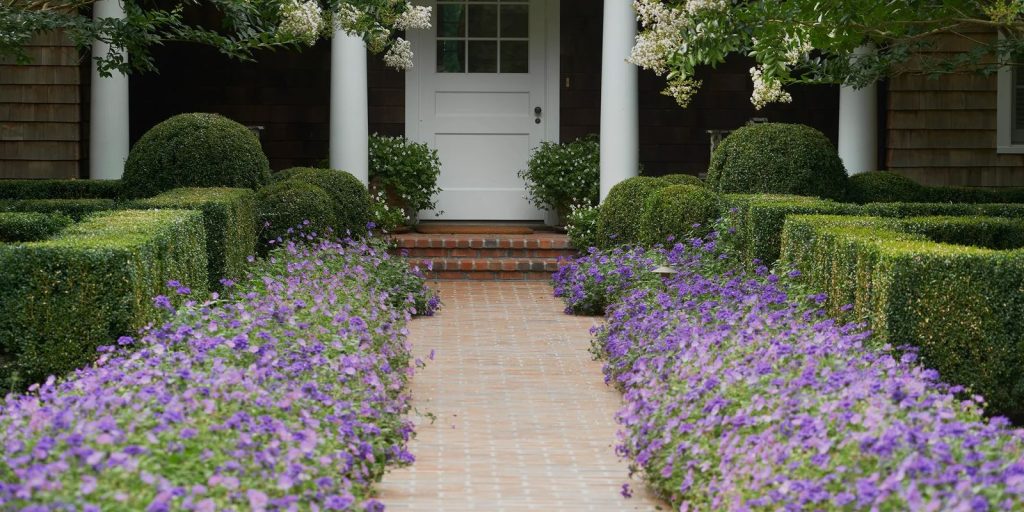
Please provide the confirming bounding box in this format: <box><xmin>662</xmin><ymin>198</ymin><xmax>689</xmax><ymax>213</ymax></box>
<box><xmin>599</xmin><ymin>0</ymin><xmax>640</xmax><ymax>201</ymax></box>
<box><xmin>838</xmin><ymin>45</ymin><xmax>878</xmax><ymax>175</ymax></box>
<box><xmin>89</xmin><ymin>0</ymin><xmax>129</xmax><ymax>180</ymax></box>
<box><xmin>330</xmin><ymin>30</ymin><xmax>369</xmax><ymax>184</ymax></box>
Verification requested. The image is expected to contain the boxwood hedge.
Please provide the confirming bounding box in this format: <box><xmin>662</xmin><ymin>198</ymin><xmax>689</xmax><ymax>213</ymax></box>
<box><xmin>0</xmin><ymin>213</ymin><xmax>72</xmax><ymax>243</ymax></box>
<box><xmin>130</xmin><ymin>188</ymin><xmax>258</xmax><ymax>287</ymax></box>
<box><xmin>0</xmin><ymin>179</ymin><xmax>124</xmax><ymax>200</ymax></box>
<box><xmin>0</xmin><ymin>199</ymin><xmax>119</xmax><ymax>220</ymax></box>
<box><xmin>640</xmin><ymin>184</ymin><xmax>719</xmax><ymax>245</ymax></box>
<box><xmin>0</xmin><ymin>209</ymin><xmax>208</xmax><ymax>389</ymax></box>
<box><xmin>779</xmin><ymin>214</ymin><xmax>1024</xmax><ymax>418</ymax></box>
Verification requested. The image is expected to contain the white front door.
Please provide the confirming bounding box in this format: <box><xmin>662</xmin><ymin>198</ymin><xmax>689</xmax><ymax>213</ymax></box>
<box><xmin>406</xmin><ymin>0</ymin><xmax>558</xmax><ymax>221</ymax></box>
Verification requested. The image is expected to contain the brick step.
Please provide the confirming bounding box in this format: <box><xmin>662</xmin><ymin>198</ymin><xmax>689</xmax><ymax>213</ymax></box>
<box><xmin>403</xmin><ymin>247</ymin><xmax>576</xmax><ymax>259</ymax></box>
<box><xmin>392</xmin><ymin>233</ymin><xmax>573</xmax><ymax>250</ymax></box>
<box><xmin>407</xmin><ymin>257</ymin><xmax>568</xmax><ymax>281</ymax></box>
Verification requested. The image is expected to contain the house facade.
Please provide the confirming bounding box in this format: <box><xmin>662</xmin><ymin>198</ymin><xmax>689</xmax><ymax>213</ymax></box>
<box><xmin>5</xmin><ymin>1</ymin><xmax>1013</xmax><ymax>220</ymax></box>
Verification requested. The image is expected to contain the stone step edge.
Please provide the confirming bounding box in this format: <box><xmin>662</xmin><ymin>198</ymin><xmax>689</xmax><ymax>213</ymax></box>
<box><xmin>406</xmin><ymin>257</ymin><xmax>566</xmax><ymax>273</ymax></box>
<box><xmin>392</xmin><ymin>237</ymin><xmax>572</xmax><ymax>250</ymax></box>
<box><xmin>398</xmin><ymin>247</ymin><xmax>576</xmax><ymax>258</ymax></box>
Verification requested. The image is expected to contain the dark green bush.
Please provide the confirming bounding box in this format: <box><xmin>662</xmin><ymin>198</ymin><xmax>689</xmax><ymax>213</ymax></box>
<box><xmin>517</xmin><ymin>135</ymin><xmax>600</xmax><ymax>216</ymax></box>
<box><xmin>659</xmin><ymin>173</ymin><xmax>704</xmax><ymax>187</ymax></box>
<box><xmin>923</xmin><ymin>186</ymin><xmax>1002</xmax><ymax>204</ymax></box>
<box><xmin>0</xmin><ymin>199</ymin><xmax>119</xmax><ymax>220</ymax></box>
<box><xmin>280</xmin><ymin>167</ymin><xmax>371</xmax><ymax>237</ymax></box>
<box><xmin>256</xmin><ymin>180</ymin><xmax>336</xmax><ymax>251</ymax></box>
<box><xmin>597</xmin><ymin>176</ymin><xmax>671</xmax><ymax>247</ymax></box>
<box><xmin>0</xmin><ymin>209</ymin><xmax>208</xmax><ymax>388</ymax></box>
<box><xmin>780</xmin><ymin>214</ymin><xmax>1024</xmax><ymax>418</ymax></box>
<box><xmin>0</xmin><ymin>179</ymin><xmax>123</xmax><ymax>200</ymax></box>
<box><xmin>369</xmin><ymin>134</ymin><xmax>443</xmax><ymax>221</ymax></box>
<box><xmin>846</xmin><ymin>171</ymin><xmax>926</xmax><ymax>204</ymax></box>
<box><xmin>640</xmin><ymin>185</ymin><xmax>719</xmax><ymax>245</ymax></box>
<box><xmin>0</xmin><ymin>213</ymin><xmax>72</xmax><ymax>242</ymax></box>
<box><xmin>121</xmin><ymin>113</ymin><xmax>271</xmax><ymax>198</ymax></box>
<box><xmin>707</xmin><ymin>123</ymin><xmax>848</xmax><ymax>200</ymax></box>
<box><xmin>130</xmin><ymin>188</ymin><xmax>258</xmax><ymax>287</ymax></box>
<box><xmin>566</xmin><ymin>205</ymin><xmax>600</xmax><ymax>251</ymax></box>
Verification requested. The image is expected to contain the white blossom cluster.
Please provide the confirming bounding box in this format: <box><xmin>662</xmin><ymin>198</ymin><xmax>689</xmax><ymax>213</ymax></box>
<box><xmin>782</xmin><ymin>33</ymin><xmax>813</xmax><ymax>65</ymax></box>
<box><xmin>662</xmin><ymin>76</ymin><xmax>702</xmax><ymax>106</ymax></box>
<box><xmin>395</xmin><ymin>5</ymin><xmax>432</xmax><ymax>30</ymax></box>
<box><xmin>749</xmin><ymin>65</ymin><xmax>792</xmax><ymax>110</ymax></box>
<box><xmin>279</xmin><ymin>0</ymin><xmax>324</xmax><ymax>46</ymax></box>
<box><xmin>384</xmin><ymin>37</ymin><xmax>414</xmax><ymax>69</ymax></box>
<box><xmin>630</xmin><ymin>0</ymin><xmax>686</xmax><ymax>75</ymax></box>
<box><xmin>333</xmin><ymin>4</ymin><xmax>361</xmax><ymax>33</ymax></box>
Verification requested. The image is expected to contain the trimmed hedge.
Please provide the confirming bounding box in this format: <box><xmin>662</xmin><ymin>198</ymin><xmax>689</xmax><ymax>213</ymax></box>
<box><xmin>846</xmin><ymin>171</ymin><xmax>926</xmax><ymax>204</ymax></box>
<box><xmin>256</xmin><ymin>180</ymin><xmax>336</xmax><ymax>251</ymax></box>
<box><xmin>130</xmin><ymin>188</ymin><xmax>258</xmax><ymax>287</ymax></box>
<box><xmin>720</xmin><ymin>194</ymin><xmax>858</xmax><ymax>266</ymax></box>
<box><xmin>640</xmin><ymin>184</ymin><xmax>719</xmax><ymax>245</ymax></box>
<box><xmin>0</xmin><ymin>209</ymin><xmax>208</xmax><ymax>389</ymax></box>
<box><xmin>279</xmin><ymin>167</ymin><xmax>371</xmax><ymax>237</ymax></box>
<box><xmin>597</xmin><ymin>176</ymin><xmax>670</xmax><ymax>247</ymax></box>
<box><xmin>0</xmin><ymin>213</ymin><xmax>72</xmax><ymax>243</ymax></box>
<box><xmin>779</xmin><ymin>214</ymin><xmax>1024</xmax><ymax>418</ymax></box>
<box><xmin>0</xmin><ymin>179</ymin><xmax>123</xmax><ymax>200</ymax></box>
<box><xmin>0</xmin><ymin>199</ymin><xmax>119</xmax><ymax>220</ymax></box>
<box><xmin>707</xmin><ymin>123</ymin><xmax>848</xmax><ymax>200</ymax></box>
<box><xmin>122</xmin><ymin>113</ymin><xmax>271</xmax><ymax>198</ymax></box>
<box><xmin>658</xmin><ymin>173</ymin><xmax>704</xmax><ymax>187</ymax></box>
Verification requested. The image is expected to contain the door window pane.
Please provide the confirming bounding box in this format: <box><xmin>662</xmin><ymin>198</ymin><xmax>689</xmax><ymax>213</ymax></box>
<box><xmin>468</xmin><ymin>4</ymin><xmax>498</xmax><ymax>38</ymax></box>
<box><xmin>437</xmin><ymin>3</ymin><xmax>465</xmax><ymax>38</ymax></box>
<box><xmin>437</xmin><ymin>40</ymin><xmax>465</xmax><ymax>73</ymax></box>
<box><xmin>500</xmin><ymin>4</ymin><xmax>528</xmax><ymax>38</ymax></box>
<box><xmin>468</xmin><ymin>41</ymin><xmax>498</xmax><ymax>73</ymax></box>
<box><xmin>500</xmin><ymin>41</ymin><xmax>528</xmax><ymax>73</ymax></box>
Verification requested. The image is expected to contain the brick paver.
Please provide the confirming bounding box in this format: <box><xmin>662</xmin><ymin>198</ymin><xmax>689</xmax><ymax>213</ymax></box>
<box><xmin>377</xmin><ymin>281</ymin><xmax>663</xmax><ymax>510</ymax></box>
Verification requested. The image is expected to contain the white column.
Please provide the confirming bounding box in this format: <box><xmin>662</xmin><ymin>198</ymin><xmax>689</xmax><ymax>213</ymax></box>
<box><xmin>89</xmin><ymin>0</ymin><xmax>129</xmax><ymax>180</ymax></box>
<box><xmin>330</xmin><ymin>30</ymin><xmax>369</xmax><ymax>184</ymax></box>
<box><xmin>599</xmin><ymin>0</ymin><xmax>640</xmax><ymax>201</ymax></box>
<box><xmin>838</xmin><ymin>45</ymin><xmax>878</xmax><ymax>175</ymax></box>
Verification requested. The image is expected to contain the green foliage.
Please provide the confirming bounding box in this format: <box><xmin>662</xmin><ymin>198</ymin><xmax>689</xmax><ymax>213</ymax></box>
<box><xmin>517</xmin><ymin>135</ymin><xmax>601</xmax><ymax>216</ymax></box>
<box><xmin>597</xmin><ymin>176</ymin><xmax>671</xmax><ymax>247</ymax></box>
<box><xmin>0</xmin><ymin>212</ymin><xmax>72</xmax><ymax>243</ymax></box>
<box><xmin>255</xmin><ymin>180</ymin><xmax>336</xmax><ymax>251</ymax></box>
<box><xmin>130</xmin><ymin>188</ymin><xmax>258</xmax><ymax>288</ymax></box>
<box><xmin>640</xmin><ymin>185</ymin><xmax>719</xmax><ymax>245</ymax></box>
<box><xmin>0</xmin><ymin>209</ymin><xmax>208</xmax><ymax>389</ymax></box>
<box><xmin>658</xmin><ymin>173</ymin><xmax>704</xmax><ymax>187</ymax></box>
<box><xmin>369</xmin><ymin>191</ymin><xmax>407</xmax><ymax>233</ymax></box>
<box><xmin>566</xmin><ymin>204</ymin><xmax>600</xmax><ymax>251</ymax></box>
<box><xmin>779</xmin><ymin>214</ymin><xmax>1024</xmax><ymax>418</ymax></box>
<box><xmin>122</xmin><ymin>113</ymin><xmax>271</xmax><ymax>198</ymax></box>
<box><xmin>281</xmin><ymin>167</ymin><xmax>371</xmax><ymax>237</ymax></box>
<box><xmin>0</xmin><ymin>179</ymin><xmax>123</xmax><ymax>200</ymax></box>
<box><xmin>707</xmin><ymin>123</ymin><xmax>848</xmax><ymax>200</ymax></box>
<box><xmin>719</xmin><ymin>194</ymin><xmax>858</xmax><ymax>266</ymax></box>
<box><xmin>0</xmin><ymin>199</ymin><xmax>119</xmax><ymax>220</ymax></box>
<box><xmin>846</xmin><ymin>171</ymin><xmax>927</xmax><ymax>203</ymax></box>
<box><xmin>368</xmin><ymin>135</ymin><xmax>442</xmax><ymax>221</ymax></box>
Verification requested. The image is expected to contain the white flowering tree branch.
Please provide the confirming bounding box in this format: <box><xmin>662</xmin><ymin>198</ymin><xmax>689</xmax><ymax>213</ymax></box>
<box><xmin>632</xmin><ymin>0</ymin><xmax>1024</xmax><ymax>109</ymax></box>
<box><xmin>0</xmin><ymin>0</ymin><xmax>431</xmax><ymax>75</ymax></box>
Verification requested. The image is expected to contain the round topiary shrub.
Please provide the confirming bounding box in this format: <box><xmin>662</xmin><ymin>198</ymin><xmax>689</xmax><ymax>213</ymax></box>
<box><xmin>846</xmin><ymin>171</ymin><xmax>926</xmax><ymax>204</ymax></box>
<box><xmin>706</xmin><ymin>123</ymin><xmax>848</xmax><ymax>200</ymax></box>
<box><xmin>659</xmin><ymin>173</ymin><xmax>705</xmax><ymax>187</ymax></box>
<box><xmin>122</xmin><ymin>113</ymin><xmax>271</xmax><ymax>197</ymax></box>
<box><xmin>597</xmin><ymin>176</ymin><xmax>670</xmax><ymax>247</ymax></box>
<box><xmin>279</xmin><ymin>167</ymin><xmax>372</xmax><ymax>237</ymax></box>
<box><xmin>256</xmin><ymin>180</ymin><xmax>336</xmax><ymax>250</ymax></box>
<box><xmin>640</xmin><ymin>184</ymin><xmax>720</xmax><ymax>245</ymax></box>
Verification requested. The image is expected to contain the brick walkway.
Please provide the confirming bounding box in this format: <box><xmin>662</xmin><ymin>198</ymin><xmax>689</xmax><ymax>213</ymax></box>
<box><xmin>377</xmin><ymin>281</ymin><xmax>663</xmax><ymax>511</ymax></box>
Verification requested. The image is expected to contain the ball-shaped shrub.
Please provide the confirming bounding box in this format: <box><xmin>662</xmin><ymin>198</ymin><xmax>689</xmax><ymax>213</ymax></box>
<box><xmin>846</xmin><ymin>171</ymin><xmax>926</xmax><ymax>204</ymax></box>
<box><xmin>122</xmin><ymin>113</ymin><xmax>271</xmax><ymax>197</ymax></box>
<box><xmin>706</xmin><ymin>123</ymin><xmax>848</xmax><ymax>200</ymax></box>
<box><xmin>280</xmin><ymin>167</ymin><xmax>372</xmax><ymax>237</ymax></box>
<box><xmin>597</xmin><ymin>176</ymin><xmax>670</xmax><ymax>247</ymax></box>
<box><xmin>640</xmin><ymin>185</ymin><xmax>720</xmax><ymax>245</ymax></box>
<box><xmin>255</xmin><ymin>180</ymin><xmax>335</xmax><ymax>250</ymax></box>
<box><xmin>518</xmin><ymin>135</ymin><xmax>601</xmax><ymax>217</ymax></box>
<box><xmin>659</xmin><ymin>173</ymin><xmax>704</xmax><ymax>187</ymax></box>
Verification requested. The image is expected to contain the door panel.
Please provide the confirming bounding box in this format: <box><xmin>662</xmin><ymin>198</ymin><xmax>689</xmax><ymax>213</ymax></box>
<box><xmin>410</xmin><ymin>0</ymin><xmax>548</xmax><ymax>221</ymax></box>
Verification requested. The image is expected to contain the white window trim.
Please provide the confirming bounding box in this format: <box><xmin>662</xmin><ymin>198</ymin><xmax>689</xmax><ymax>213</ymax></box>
<box><xmin>997</xmin><ymin>62</ymin><xmax>1024</xmax><ymax>153</ymax></box>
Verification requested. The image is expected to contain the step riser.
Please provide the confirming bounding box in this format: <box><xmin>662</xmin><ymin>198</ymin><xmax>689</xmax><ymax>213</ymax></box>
<box><xmin>425</xmin><ymin>271</ymin><xmax>554</xmax><ymax>281</ymax></box>
<box><xmin>400</xmin><ymin>248</ymin><xmax>576</xmax><ymax>259</ymax></box>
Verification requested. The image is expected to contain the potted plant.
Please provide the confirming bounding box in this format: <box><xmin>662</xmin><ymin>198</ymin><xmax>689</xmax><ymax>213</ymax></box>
<box><xmin>518</xmin><ymin>134</ymin><xmax>600</xmax><ymax>226</ymax></box>
<box><xmin>368</xmin><ymin>134</ymin><xmax>443</xmax><ymax>225</ymax></box>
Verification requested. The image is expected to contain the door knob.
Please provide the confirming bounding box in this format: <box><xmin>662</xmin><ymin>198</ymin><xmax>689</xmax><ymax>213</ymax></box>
<box><xmin>534</xmin><ymin>106</ymin><xmax>542</xmax><ymax>124</ymax></box>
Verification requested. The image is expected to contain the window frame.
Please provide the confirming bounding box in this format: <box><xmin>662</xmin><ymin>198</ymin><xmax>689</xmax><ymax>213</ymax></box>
<box><xmin>996</xmin><ymin>61</ymin><xmax>1024</xmax><ymax>153</ymax></box>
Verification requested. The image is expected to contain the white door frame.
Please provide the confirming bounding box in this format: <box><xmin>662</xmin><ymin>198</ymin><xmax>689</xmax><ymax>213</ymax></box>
<box><xmin>404</xmin><ymin>0</ymin><xmax>562</xmax><ymax>181</ymax></box>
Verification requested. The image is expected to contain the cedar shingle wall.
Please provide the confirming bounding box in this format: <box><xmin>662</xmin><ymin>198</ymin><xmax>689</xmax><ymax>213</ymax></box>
<box><xmin>887</xmin><ymin>30</ymin><xmax>1024</xmax><ymax>186</ymax></box>
<box><xmin>0</xmin><ymin>31</ymin><xmax>81</xmax><ymax>178</ymax></box>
